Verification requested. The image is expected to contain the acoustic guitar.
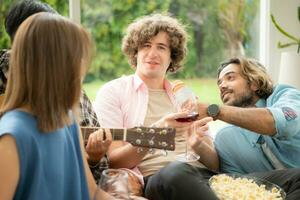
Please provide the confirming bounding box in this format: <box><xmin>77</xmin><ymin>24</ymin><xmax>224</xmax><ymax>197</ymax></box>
<box><xmin>81</xmin><ymin>126</ymin><xmax>175</xmax><ymax>151</ymax></box>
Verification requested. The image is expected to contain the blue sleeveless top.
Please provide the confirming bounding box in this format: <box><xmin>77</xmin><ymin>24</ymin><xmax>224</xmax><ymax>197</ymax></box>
<box><xmin>0</xmin><ymin>110</ymin><xmax>90</xmax><ymax>200</ymax></box>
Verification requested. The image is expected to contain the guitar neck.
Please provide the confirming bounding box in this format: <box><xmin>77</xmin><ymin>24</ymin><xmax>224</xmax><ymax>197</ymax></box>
<box><xmin>81</xmin><ymin>127</ymin><xmax>126</xmax><ymax>142</ymax></box>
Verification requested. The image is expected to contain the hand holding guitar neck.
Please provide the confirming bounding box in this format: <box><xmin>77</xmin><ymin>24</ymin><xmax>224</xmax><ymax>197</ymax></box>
<box><xmin>85</xmin><ymin>128</ymin><xmax>112</xmax><ymax>164</ymax></box>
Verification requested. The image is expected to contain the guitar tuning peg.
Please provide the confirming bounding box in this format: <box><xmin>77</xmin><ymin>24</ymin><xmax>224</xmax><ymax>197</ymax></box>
<box><xmin>149</xmin><ymin>128</ymin><xmax>155</xmax><ymax>134</ymax></box>
<box><xmin>137</xmin><ymin>147</ymin><xmax>144</xmax><ymax>153</ymax></box>
<box><xmin>148</xmin><ymin>148</ymin><xmax>156</xmax><ymax>154</ymax></box>
<box><xmin>148</xmin><ymin>139</ymin><xmax>154</xmax><ymax>146</ymax></box>
<box><xmin>161</xmin><ymin>150</ymin><xmax>168</xmax><ymax>156</ymax></box>
<box><xmin>136</xmin><ymin>127</ymin><xmax>142</xmax><ymax>133</ymax></box>
<box><xmin>135</xmin><ymin>139</ymin><xmax>142</xmax><ymax>145</ymax></box>
<box><xmin>159</xmin><ymin>141</ymin><xmax>168</xmax><ymax>148</ymax></box>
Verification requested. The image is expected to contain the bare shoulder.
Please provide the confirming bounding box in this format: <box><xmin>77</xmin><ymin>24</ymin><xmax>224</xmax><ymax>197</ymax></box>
<box><xmin>0</xmin><ymin>134</ymin><xmax>18</xmax><ymax>150</ymax></box>
<box><xmin>0</xmin><ymin>134</ymin><xmax>19</xmax><ymax>200</ymax></box>
<box><xmin>0</xmin><ymin>134</ymin><xmax>19</xmax><ymax>167</ymax></box>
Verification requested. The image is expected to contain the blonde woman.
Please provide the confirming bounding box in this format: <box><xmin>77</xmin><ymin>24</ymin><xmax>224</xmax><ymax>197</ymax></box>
<box><xmin>0</xmin><ymin>13</ymin><xmax>110</xmax><ymax>200</ymax></box>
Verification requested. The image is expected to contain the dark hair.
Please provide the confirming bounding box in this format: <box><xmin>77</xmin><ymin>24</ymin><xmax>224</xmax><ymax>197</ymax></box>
<box><xmin>5</xmin><ymin>0</ymin><xmax>56</xmax><ymax>41</ymax></box>
<box><xmin>218</xmin><ymin>57</ymin><xmax>273</xmax><ymax>99</ymax></box>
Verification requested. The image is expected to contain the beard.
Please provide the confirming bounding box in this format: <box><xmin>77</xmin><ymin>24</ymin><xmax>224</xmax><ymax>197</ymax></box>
<box><xmin>223</xmin><ymin>89</ymin><xmax>257</xmax><ymax>107</ymax></box>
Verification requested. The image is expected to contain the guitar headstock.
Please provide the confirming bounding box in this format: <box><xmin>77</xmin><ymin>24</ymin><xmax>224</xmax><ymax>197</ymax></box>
<box><xmin>125</xmin><ymin>127</ymin><xmax>175</xmax><ymax>151</ymax></box>
<box><xmin>80</xmin><ymin>126</ymin><xmax>176</xmax><ymax>151</ymax></box>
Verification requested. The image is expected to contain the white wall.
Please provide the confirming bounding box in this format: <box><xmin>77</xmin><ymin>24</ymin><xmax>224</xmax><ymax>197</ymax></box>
<box><xmin>69</xmin><ymin>0</ymin><xmax>81</xmax><ymax>24</ymax></box>
<box><xmin>260</xmin><ymin>0</ymin><xmax>300</xmax><ymax>82</ymax></box>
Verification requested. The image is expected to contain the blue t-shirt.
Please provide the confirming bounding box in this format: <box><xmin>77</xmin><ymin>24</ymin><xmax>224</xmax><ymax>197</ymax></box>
<box><xmin>215</xmin><ymin>84</ymin><xmax>300</xmax><ymax>174</ymax></box>
<box><xmin>0</xmin><ymin>110</ymin><xmax>90</xmax><ymax>200</ymax></box>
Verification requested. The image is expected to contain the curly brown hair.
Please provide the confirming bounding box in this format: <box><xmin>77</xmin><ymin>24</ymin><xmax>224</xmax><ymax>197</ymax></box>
<box><xmin>122</xmin><ymin>13</ymin><xmax>188</xmax><ymax>73</ymax></box>
<box><xmin>218</xmin><ymin>57</ymin><xmax>274</xmax><ymax>99</ymax></box>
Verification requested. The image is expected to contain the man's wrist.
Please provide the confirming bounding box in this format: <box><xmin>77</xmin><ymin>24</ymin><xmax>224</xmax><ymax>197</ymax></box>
<box><xmin>88</xmin><ymin>159</ymin><xmax>100</xmax><ymax>168</ymax></box>
<box><xmin>87</xmin><ymin>155</ymin><xmax>102</xmax><ymax>167</ymax></box>
<box><xmin>197</xmin><ymin>103</ymin><xmax>210</xmax><ymax>119</ymax></box>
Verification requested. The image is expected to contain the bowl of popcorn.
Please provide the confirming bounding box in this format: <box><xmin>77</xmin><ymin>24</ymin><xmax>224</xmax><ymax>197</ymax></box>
<box><xmin>209</xmin><ymin>174</ymin><xmax>286</xmax><ymax>200</ymax></box>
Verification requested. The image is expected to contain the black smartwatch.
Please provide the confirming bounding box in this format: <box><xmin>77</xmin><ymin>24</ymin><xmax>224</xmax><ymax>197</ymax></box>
<box><xmin>207</xmin><ymin>104</ymin><xmax>220</xmax><ymax>119</ymax></box>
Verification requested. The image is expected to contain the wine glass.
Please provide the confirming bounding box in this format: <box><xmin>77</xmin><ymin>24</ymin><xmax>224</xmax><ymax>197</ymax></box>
<box><xmin>94</xmin><ymin>169</ymin><xmax>130</xmax><ymax>200</ymax></box>
<box><xmin>173</xmin><ymin>82</ymin><xmax>200</xmax><ymax>163</ymax></box>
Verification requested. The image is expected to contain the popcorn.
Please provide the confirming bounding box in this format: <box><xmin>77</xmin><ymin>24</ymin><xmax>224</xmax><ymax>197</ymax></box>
<box><xmin>209</xmin><ymin>174</ymin><xmax>283</xmax><ymax>200</ymax></box>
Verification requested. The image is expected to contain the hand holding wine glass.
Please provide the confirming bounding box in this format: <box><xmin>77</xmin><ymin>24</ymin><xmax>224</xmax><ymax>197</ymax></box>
<box><xmin>173</xmin><ymin>80</ymin><xmax>199</xmax><ymax>122</ymax></box>
<box><xmin>187</xmin><ymin>117</ymin><xmax>213</xmax><ymax>152</ymax></box>
<box><xmin>172</xmin><ymin>80</ymin><xmax>201</xmax><ymax>162</ymax></box>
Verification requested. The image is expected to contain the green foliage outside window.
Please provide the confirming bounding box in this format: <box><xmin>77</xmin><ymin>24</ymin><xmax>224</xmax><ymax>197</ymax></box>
<box><xmin>0</xmin><ymin>0</ymin><xmax>259</xmax><ymax>81</ymax></box>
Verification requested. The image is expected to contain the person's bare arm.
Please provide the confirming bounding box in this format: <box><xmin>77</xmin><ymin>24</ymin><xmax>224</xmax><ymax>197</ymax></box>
<box><xmin>188</xmin><ymin>117</ymin><xmax>219</xmax><ymax>171</ymax></box>
<box><xmin>218</xmin><ymin>106</ymin><xmax>276</xmax><ymax>135</ymax></box>
<box><xmin>198</xmin><ymin>103</ymin><xmax>276</xmax><ymax>136</ymax></box>
<box><xmin>0</xmin><ymin>134</ymin><xmax>20</xmax><ymax>200</ymax></box>
<box><xmin>195</xmin><ymin>136</ymin><xmax>219</xmax><ymax>171</ymax></box>
<box><xmin>108</xmin><ymin>142</ymin><xmax>148</xmax><ymax>169</ymax></box>
<box><xmin>78</xmin><ymin>128</ymin><xmax>112</xmax><ymax>199</ymax></box>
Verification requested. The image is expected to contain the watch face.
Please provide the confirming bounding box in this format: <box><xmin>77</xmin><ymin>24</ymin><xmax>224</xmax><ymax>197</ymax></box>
<box><xmin>208</xmin><ymin>104</ymin><xmax>219</xmax><ymax>117</ymax></box>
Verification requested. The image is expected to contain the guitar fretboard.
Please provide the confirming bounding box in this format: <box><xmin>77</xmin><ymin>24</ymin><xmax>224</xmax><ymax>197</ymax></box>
<box><xmin>81</xmin><ymin>127</ymin><xmax>127</xmax><ymax>142</ymax></box>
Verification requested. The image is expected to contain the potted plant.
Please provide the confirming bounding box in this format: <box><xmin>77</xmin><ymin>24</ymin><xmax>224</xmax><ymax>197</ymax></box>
<box><xmin>271</xmin><ymin>7</ymin><xmax>300</xmax><ymax>89</ymax></box>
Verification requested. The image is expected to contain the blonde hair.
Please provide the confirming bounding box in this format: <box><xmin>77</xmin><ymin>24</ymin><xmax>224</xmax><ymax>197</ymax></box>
<box><xmin>1</xmin><ymin>12</ymin><xmax>92</xmax><ymax>132</ymax></box>
<box><xmin>218</xmin><ymin>57</ymin><xmax>273</xmax><ymax>98</ymax></box>
<box><xmin>122</xmin><ymin>13</ymin><xmax>188</xmax><ymax>72</ymax></box>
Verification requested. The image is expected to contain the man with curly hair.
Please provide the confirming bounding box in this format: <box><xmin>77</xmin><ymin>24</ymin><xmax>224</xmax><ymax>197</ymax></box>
<box><xmin>94</xmin><ymin>14</ymin><xmax>218</xmax><ymax>199</ymax></box>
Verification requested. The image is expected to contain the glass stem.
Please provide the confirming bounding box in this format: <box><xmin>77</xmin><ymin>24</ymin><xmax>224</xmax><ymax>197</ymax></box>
<box><xmin>185</xmin><ymin>134</ymin><xmax>188</xmax><ymax>158</ymax></box>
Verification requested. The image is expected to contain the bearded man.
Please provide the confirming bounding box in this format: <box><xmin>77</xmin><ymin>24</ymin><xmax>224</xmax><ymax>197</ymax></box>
<box><xmin>198</xmin><ymin>57</ymin><xmax>300</xmax><ymax>174</ymax></box>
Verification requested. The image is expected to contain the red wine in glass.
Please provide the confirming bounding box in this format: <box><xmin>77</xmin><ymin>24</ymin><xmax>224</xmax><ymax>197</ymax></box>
<box><xmin>175</xmin><ymin>112</ymin><xmax>199</xmax><ymax>122</ymax></box>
